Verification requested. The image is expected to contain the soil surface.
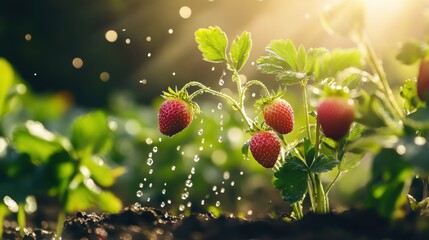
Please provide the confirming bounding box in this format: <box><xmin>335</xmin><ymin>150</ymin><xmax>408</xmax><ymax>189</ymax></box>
<box><xmin>3</xmin><ymin>205</ymin><xmax>429</xmax><ymax>240</ymax></box>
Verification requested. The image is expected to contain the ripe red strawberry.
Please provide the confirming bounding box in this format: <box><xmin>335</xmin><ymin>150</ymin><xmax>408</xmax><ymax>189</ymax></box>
<box><xmin>262</xmin><ymin>98</ymin><xmax>294</xmax><ymax>134</ymax></box>
<box><xmin>317</xmin><ymin>97</ymin><xmax>355</xmax><ymax>141</ymax></box>
<box><xmin>249</xmin><ymin>131</ymin><xmax>281</xmax><ymax>168</ymax></box>
<box><xmin>417</xmin><ymin>60</ymin><xmax>429</xmax><ymax>102</ymax></box>
<box><xmin>158</xmin><ymin>87</ymin><xmax>198</xmax><ymax>137</ymax></box>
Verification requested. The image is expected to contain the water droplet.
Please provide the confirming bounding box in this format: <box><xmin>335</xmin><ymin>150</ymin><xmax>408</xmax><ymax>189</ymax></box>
<box><xmin>187</xmin><ymin>174</ymin><xmax>192</xmax><ymax>179</ymax></box>
<box><xmin>136</xmin><ymin>190</ymin><xmax>143</xmax><ymax>197</ymax></box>
<box><xmin>153</xmin><ymin>146</ymin><xmax>158</xmax><ymax>152</ymax></box>
<box><xmin>147</xmin><ymin>53</ymin><xmax>152</xmax><ymax>57</ymax></box>
<box><xmin>199</xmin><ymin>146</ymin><xmax>204</xmax><ymax>151</ymax></box>
<box><xmin>160</xmin><ymin>202</ymin><xmax>166</xmax><ymax>208</ymax></box>
<box><xmin>201</xmin><ymin>200</ymin><xmax>205</xmax><ymax>205</ymax></box>
<box><xmin>176</xmin><ymin>145</ymin><xmax>181</xmax><ymax>151</ymax></box>
<box><xmin>149</xmin><ymin>169</ymin><xmax>154</xmax><ymax>174</ymax></box>
<box><xmin>147</xmin><ymin>158</ymin><xmax>153</xmax><ymax>166</ymax></box>
<box><xmin>185</xmin><ymin>179</ymin><xmax>193</xmax><ymax>187</ymax></box>
<box><xmin>220</xmin><ymin>120</ymin><xmax>223</xmax><ymax>125</ymax></box>
<box><xmin>146</xmin><ymin>36</ymin><xmax>152</xmax><ymax>42</ymax></box>
<box><xmin>223</xmin><ymin>171</ymin><xmax>230</xmax><ymax>180</ymax></box>
<box><xmin>217</xmin><ymin>103</ymin><xmax>223</xmax><ymax>109</ymax></box>
<box><xmin>140</xmin><ymin>79</ymin><xmax>148</xmax><ymax>84</ymax></box>
<box><xmin>219</xmin><ymin>79</ymin><xmax>224</xmax><ymax>86</ymax></box>
<box><xmin>168</xmin><ymin>28</ymin><xmax>174</xmax><ymax>34</ymax></box>
<box><xmin>198</xmin><ymin>129</ymin><xmax>204</xmax><ymax>135</ymax></box>
<box><xmin>215</xmin><ymin>201</ymin><xmax>221</xmax><ymax>207</ymax></box>
<box><xmin>159</xmin><ymin>137</ymin><xmax>162</xmax><ymax>142</ymax></box>
<box><xmin>179</xmin><ymin>6</ymin><xmax>192</xmax><ymax>19</ymax></box>
<box><xmin>164</xmin><ymin>183</ymin><xmax>167</xmax><ymax>186</ymax></box>
<box><xmin>162</xmin><ymin>189</ymin><xmax>166</xmax><ymax>195</ymax></box>
<box><xmin>218</xmin><ymin>136</ymin><xmax>223</xmax><ymax>143</ymax></box>
<box><xmin>149</xmin><ymin>183</ymin><xmax>153</xmax><ymax>188</ymax></box>
<box><xmin>211</xmin><ymin>67</ymin><xmax>216</xmax><ymax>71</ymax></box>
<box><xmin>171</xmin><ymin>165</ymin><xmax>176</xmax><ymax>171</ymax></box>
<box><xmin>237</xmin><ymin>196</ymin><xmax>241</xmax><ymax>200</ymax></box>
<box><xmin>187</xmin><ymin>202</ymin><xmax>192</xmax><ymax>208</ymax></box>
<box><xmin>125</xmin><ymin>38</ymin><xmax>131</xmax><ymax>44</ymax></box>
<box><xmin>172</xmin><ymin>72</ymin><xmax>176</xmax><ymax>76</ymax></box>
<box><xmin>25</xmin><ymin>33</ymin><xmax>32</xmax><ymax>41</ymax></box>
<box><xmin>396</xmin><ymin>144</ymin><xmax>406</xmax><ymax>155</ymax></box>
<box><xmin>240</xmin><ymin>171</ymin><xmax>244</xmax><ymax>175</ymax></box>
<box><xmin>212</xmin><ymin>186</ymin><xmax>217</xmax><ymax>191</ymax></box>
<box><xmin>231</xmin><ymin>181</ymin><xmax>235</xmax><ymax>186</ymax></box>
<box><xmin>220</xmin><ymin>187</ymin><xmax>225</xmax><ymax>193</ymax></box>
<box><xmin>181</xmin><ymin>192</ymin><xmax>189</xmax><ymax>200</ymax></box>
<box><xmin>149</xmin><ymin>152</ymin><xmax>153</xmax><ymax>158</ymax></box>
<box><xmin>72</xmin><ymin>57</ymin><xmax>84</xmax><ymax>69</ymax></box>
<box><xmin>247</xmin><ymin>210</ymin><xmax>253</xmax><ymax>216</ymax></box>
<box><xmin>179</xmin><ymin>204</ymin><xmax>185</xmax><ymax>211</ymax></box>
<box><xmin>191</xmin><ymin>167</ymin><xmax>196</xmax><ymax>174</ymax></box>
<box><xmin>139</xmin><ymin>183</ymin><xmax>144</xmax><ymax>188</ymax></box>
<box><xmin>167</xmin><ymin>199</ymin><xmax>172</xmax><ymax>204</ymax></box>
<box><xmin>100</xmin><ymin>72</ymin><xmax>110</xmax><ymax>81</ymax></box>
<box><xmin>251</xmin><ymin>92</ymin><xmax>256</xmax><ymax>97</ymax></box>
<box><xmin>143</xmin><ymin>178</ymin><xmax>147</xmax><ymax>182</ymax></box>
<box><xmin>147</xmin><ymin>197</ymin><xmax>151</xmax><ymax>202</ymax></box>
<box><xmin>194</xmin><ymin>155</ymin><xmax>200</xmax><ymax>162</ymax></box>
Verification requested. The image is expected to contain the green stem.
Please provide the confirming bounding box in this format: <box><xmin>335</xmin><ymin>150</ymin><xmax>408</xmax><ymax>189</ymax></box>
<box><xmin>242</xmin><ymin>80</ymin><xmax>271</xmax><ymax>98</ymax></box>
<box><xmin>301</xmin><ymin>81</ymin><xmax>312</xmax><ymax>142</ymax></box>
<box><xmin>326</xmin><ymin>168</ymin><xmax>341</xmax><ymax>194</ymax></box>
<box><xmin>361</xmin><ymin>33</ymin><xmax>404</xmax><ymax>119</ymax></box>
<box><xmin>314</xmin><ymin>174</ymin><xmax>329</xmax><ymax>213</ymax></box>
<box><xmin>308</xmin><ymin>173</ymin><xmax>318</xmax><ymax>212</ymax></box>
<box><xmin>292</xmin><ymin>202</ymin><xmax>303</xmax><ymax>220</ymax></box>
<box><xmin>56</xmin><ymin>211</ymin><xmax>65</xmax><ymax>239</ymax></box>
<box><xmin>17</xmin><ymin>203</ymin><xmax>26</xmax><ymax>237</ymax></box>
<box><xmin>182</xmin><ymin>81</ymin><xmax>253</xmax><ymax>128</ymax></box>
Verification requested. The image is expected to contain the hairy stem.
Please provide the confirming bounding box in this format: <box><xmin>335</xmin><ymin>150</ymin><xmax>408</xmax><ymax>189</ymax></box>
<box><xmin>361</xmin><ymin>33</ymin><xmax>404</xmax><ymax>119</ymax></box>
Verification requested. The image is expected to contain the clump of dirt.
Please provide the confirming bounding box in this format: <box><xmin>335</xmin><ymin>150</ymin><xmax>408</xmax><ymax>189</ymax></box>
<box><xmin>4</xmin><ymin>205</ymin><xmax>429</xmax><ymax>239</ymax></box>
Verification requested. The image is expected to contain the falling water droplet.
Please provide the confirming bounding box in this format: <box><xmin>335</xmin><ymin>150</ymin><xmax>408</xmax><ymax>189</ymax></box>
<box><xmin>160</xmin><ymin>202</ymin><xmax>166</xmax><ymax>208</ymax></box>
<box><xmin>198</xmin><ymin>129</ymin><xmax>204</xmax><ymax>135</ymax></box>
<box><xmin>162</xmin><ymin>189</ymin><xmax>166</xmax><ymax>195</ymax></box>
<box><xmin>176</xmin><ymin>145</ymin><xmax>181</xmax><ymax>151</ymax></box>
<box><xmin>136</xmin><ymin>190</ymin><xmax>143</xmax><ymax>197</ymax></box>
<box><xmin>212</xmin><ymin>186</ymin><xmax>217</xmax><ymax>192</ymax></box>
<box><xmin>171</xmin><ymin>165</ymin><xmax>176</xmax><ymax>171</ymax></box>
<box><xmin>181</xmin><ymin>192</ymin><xmax>189</xmax><ymax>200</ymax></box>
<box><xmin>237</xmin><ymin>196</ymin><xmax>242</xmax><ymax>200</ymax></box>
<box><xmin>231</xmin><ymin>181</ymin><xmax>235</xmax><ymax>186</ymax></box>
<box><xmin>219</xmin><ymin>79</ymin><xmax>224</xmax><ymax>86</ymax></box>
<box><xmin>217</xmin><ymin>103</ymin><xmax>223</xmax><ymax>109</ymax></box>
<box><xmin>149</xmin><ymin>169</ymin><xmax>154</xmax><ymax>174</ymax></box>
<box><xmin>220</xmin><ymin>187</ymin><xmax>225</xmax><ymax>193</ymax></box>
<box><xmin>215</xmin><ymin>201</ymin><xmax>221</xmax><ymax>207</ymax></box>
<box><xmin>185</xmin><ymin>179</ymin><xmax>193</xmax><ymax>187</ymax></box>
<box><xmin>139</xmin><ymin>183</ymin><xmax>144</xmax><ymax>188</ymax></box>
<box><xmin>194</xmin><ymin>155</ymin><xmax>200</xmax><ymax>162</ymax></box>
<box><xmin>218</xmin><ymin>136</ymin><xmax>223</xmax><ymax>143</ymax></box>
<box><xmin>147</xmin><ymin>158</ymin><xmax>153</xmax><ymax>166</ymax></box>
<box><xmin>179</xmin><ymin>204</ymin><xmax>185</xmax><ymax>211</ymax></box>
<box><xmin>153</xmin><ymin>146</ymin><xmax>158</xmax><ymax>152</ymax></box>
<box><xmin>201</xmin><ymin>200</ymin><xmax>205</xmax><ymax>205</ymax></box>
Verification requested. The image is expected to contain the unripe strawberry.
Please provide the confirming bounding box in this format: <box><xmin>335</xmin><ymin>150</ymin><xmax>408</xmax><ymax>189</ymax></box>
<box><xmin>158</xmin><ymin>99</ymin><xmax>193</xmax><ymax>137</ymax></box>
<box><xmin>263</xmin><ymin>99</ymin><xmax>294</xmax><ymax>134</ymax></box>
<box><xmin>417</xmin><ymin>60</ymin><xmax>429</xmax><ymax>102</ymax></box>
<box><xmin>249</xmin><ymin>131</ymin><xmax>281</xmax><ymax>168</ymax></box>
<box><xmin>317</xmin><ymin>97</ymin><xmax>355</xmax><ymax>141</ymax></box>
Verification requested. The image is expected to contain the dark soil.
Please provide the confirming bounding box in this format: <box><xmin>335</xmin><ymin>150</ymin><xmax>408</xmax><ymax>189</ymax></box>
<box><xmin>4</xmin><ymin>205</ymin><xmax>429</xmax><ymax>240</ymax></box>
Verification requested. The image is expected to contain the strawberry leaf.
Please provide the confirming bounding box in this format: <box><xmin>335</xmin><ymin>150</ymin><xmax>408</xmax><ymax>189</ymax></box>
<box><xmin>296</xmin><ymin>45</ymin><xmax>307</xmax><ymax>72</ymax></box>
<box><xmin>195</xmin><ymin>26</ymin><xmax>228</xmax><ymax>63</ymax></box>
<box><xmin>339</xmin><ymin>152</ymin><xmax>363</xmax><ymax>172</ymax></box>
<box><xmin>396</xmin><ymin>40</ymin><xmax>428</xmax><ymax>65</ymax></box>
<box><xmin>310</xmin><ymin>155</ymin><xmax>339</xmax><ymax>173</ymax></box>
<box><xmin>262</xmin><ymin>39</ymin><xmax>297</xmax><ymax>71</ymax></box>
<box><xmin>400</xmin><ymin>78</ymin><xmax>425</xmax><ymax>113</ymax></box>
<box><xmin>229</xmin><ymin>31</ymin><xmax>252</xmax><ymax>71</ymax></box>
<box><xmin>315</xmin><ymin>49</ymin><xmax>362</xmax><ymax>81</ymax></box>
<box><xmin>273</xmin><ymin>156</ymin><xmax>308</xmax><ymax>203</ymax></box>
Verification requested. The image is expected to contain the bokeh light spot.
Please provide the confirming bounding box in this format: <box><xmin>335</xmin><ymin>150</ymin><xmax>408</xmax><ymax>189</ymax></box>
<box><xmin>100</xmin><ymin>72</ymin><xmax>110</xmax><ymax>81</ymax></box>
<box><xmin>105</xmin><ymin>30</ymin><xmax>118</xmax><ymax>42</ymax></box>
<box><xmin>179</xmin><ymin>6</ymin><xmax>192</xmax><ymax>19</ymax></box>
<box><xmin>24</xmin><ymin>34</ymin><xmax>32</xmax><ymax>41</ymax></box>
<box><xmin>72</xmin><ymin>57</ymin><xmax>84</xmax><ymax>69</ymax></box>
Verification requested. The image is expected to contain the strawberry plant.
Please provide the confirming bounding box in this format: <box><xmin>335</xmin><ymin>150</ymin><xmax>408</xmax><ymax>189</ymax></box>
<box><xmin>157</xmin><ymin>0</ymin><xmax>429</xmax><ymax>220</ymax></box>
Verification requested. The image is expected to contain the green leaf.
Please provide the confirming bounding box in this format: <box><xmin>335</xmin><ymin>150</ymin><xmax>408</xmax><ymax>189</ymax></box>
<box><xmin>82</xmin><ymin>156</ymin><xmax>125</xmax><ymax>187</ymax></box>
<box><xmin>315</xmin><ymin>49</ymin><xmax>362</xmax><ymax>81</ymax></box>
<box><xmin>0</xmin><ymin>58</ymin><xmax>14</xmax><ymax>116</ymax></box>
<box><xmin>400</xmin><ymin>78</ymin><xmax>425</xmax><ymax>113</ymax></box>
<box><xmin>339</xmin><ymin>152</ymin><xmax>363</xmax><ymax>172</ymax></box>
<box><xmin>305</xmin><ymin>48</ymin><xmax>328</xmax><ymax>73</ymax></box>
<box><xmin>71</xmin><ymin>111</ymin><xmax>112</xmax><ymax>157</ymax></box>
<box><xmin>310</xmin><ymin>155</ymin><xmax>339</xmax><ymax>173</ymax></box>
<box><xmin>256</xmin><ymin>56</ymin><xmax>290</xmax><ymax>75</ymax></box>
<box><xmin>296</xmin><ymin>45</ymin><xmax>307</xmax><ymax>72</ymax></box>
<box><xmin>303</xmin><ymin>138</ymin><xmax>315</xmax><ymax>166</ymax></box>
<box><xmin>229</xmin><ymin>31</ymin><xmax>252</xmax><ymax>71</ymax></box>
<box><xmin>396</xmin><ymin>40</ymin><xmax>428</xmax><ymax>65</ymax></box>
<box><xmin>273</xmin><ymin>156</ymin><xmax>308</xmax><ymax>203</ymax></box>
<box><xmin>266</xmin><ymin>40</ymin><xmax>297</xmax><ymax>70</ymax></box>
<box><xmin>195</xmin><ymin>26</ymin><xmax>228</xmax><ymax>63</ymax></box>
<box><xmin>365</xmin><ymin>148</ymin><xmax>413</xmax><ymax>219</ymax></box>
<box><xmin>95</xmin><ymin>191</ymin><xmax>122</xmax><ymax>213</ymax></box>
<box><xmin>242</xmin><ymin>140</ymin><xmax>250</xmax><ymax>158</ymax></box>
<box><xmin>276</xmin><ymin>71</ymin><xmax>307</xmax><ymax>85</ymax></box>
<box><xmin>12</xmin><ymin>121</ymin><xmax>65</xmax><ymax>163</ymax></box>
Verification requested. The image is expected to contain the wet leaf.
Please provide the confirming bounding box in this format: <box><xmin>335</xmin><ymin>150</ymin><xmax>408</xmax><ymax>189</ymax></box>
<box><xmin>400</xmin><ymin>78</ymin><xmax>425</xmax><ymax>113</ymax></box>
<box><xmin>229</xmin><ymin>31</ymin><xmax>252</xmax><ymax>71</ymax></box>
<box><xmin>273</xmin><ymin>156</ymin><xmax>308</xmax><ymax>203</ymax></box>
<box><xmin>195</xmin><ymin>26</ymin><xmax>228</xmax><ymax>63</ymax></box>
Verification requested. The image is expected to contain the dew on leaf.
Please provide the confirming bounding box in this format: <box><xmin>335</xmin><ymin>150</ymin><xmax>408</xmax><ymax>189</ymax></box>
<box><xmin>160</xmin><ymin>202</ymin><xmax>165</xmax><ymax>208</ymax></box>
<box><xmin>147</xmin><ymin>53</ymin><xmax>152</xmax><ymax>57</ymax></box>
<box><xmin>201</xmin><ymin>200</ymin><xmax>205</xmax><ymax>205</ymax></box>
<box><xmin>125</xmin><ymin>38</ymin><xmax>131</xmax><ymax>44</ymax></box>
<box><xmin>237</xmin><ymin>196</ymin><xmax>241</xmax><ymax>200</ymax></box>
<box><xmin>149</xmin><ymin>169</ymin><xmax>153</xmax><ymax>174</ymax></box>
<box><xmin>218</xmin><ymin>136</ymin><xmax>223</xmax><ymax>143</ymax></box>
<box><xmin>187</xmin><ymin>202</ymin><xmax>192</xmax><ymax>208</ymax></box>
<box><xmin>162</xmin><ymin>189</ymin><xmax>166</xmax><ymax>194</ymax></box>
<box><xmin>176</xmin><ymin>145</ymin><xmax>181</xmax><ymax>151</ymax></box>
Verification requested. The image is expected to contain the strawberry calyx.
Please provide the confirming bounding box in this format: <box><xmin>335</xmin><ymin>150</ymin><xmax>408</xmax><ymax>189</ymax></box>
<box><xmin>161</xmin><ymin>87</ymin><xmax>200</xmax><ymax>115</ymax></box>
<box><xmin>254</xmin><ymin>88</ymin><xmax>285</xmax><ymax>112</ymax></box>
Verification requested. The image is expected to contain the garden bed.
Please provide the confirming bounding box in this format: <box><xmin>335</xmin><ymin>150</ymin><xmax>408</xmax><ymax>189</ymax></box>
<box><xmin>3</xmin><ymin>205</ymin><xmax>429</xmax><ymax>240</ymax></box>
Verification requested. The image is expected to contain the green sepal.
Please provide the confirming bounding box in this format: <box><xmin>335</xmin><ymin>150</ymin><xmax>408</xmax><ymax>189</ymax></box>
<box><xmin>161</xmin><ymin>87</ymin><xmax>200</xmax><ymax>115</ymax></box>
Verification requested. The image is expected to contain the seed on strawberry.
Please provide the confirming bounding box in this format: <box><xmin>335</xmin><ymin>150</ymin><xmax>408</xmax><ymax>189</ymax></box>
<box><xmin>158</xmin><ymin>99</ymin><xmax>193</xmax><ymax>137</ymax></box>
<box><xmin>417</xmin><ymin>60</ymin><xmax>429</xmax><ymax>102</ymax></box>
<box><xmin>263</xmin><ymin>99</ymin><xmax>294</xmax><ymax>134</ymax></box>
<box><xmin>317</xmin><ymin>97</ymin><xmax>355</xmax><ymax>141</ymax></box>
<box><xmin>249</xmin><ymin>131</ymin><xmax>281</xmax><ymax>168</ymax></box>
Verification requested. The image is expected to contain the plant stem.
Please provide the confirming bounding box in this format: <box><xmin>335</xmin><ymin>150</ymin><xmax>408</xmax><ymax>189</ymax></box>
<box><xmin>301</xmin><ymin>81</ymin><xmax>312</xmax><ymax>143</ymax></box>
<box><xmin>314</xmin><ymin>174</ymin><xmax>329</xmax><ymax>213</ymax></box>
<box><xmin>292</xmin><ymin>202</ymin><xmax>303</xmax><ymax>220</ymax></box>
<box><xmin>360</xmin><ymin>33</ymin><xmax>404</xmax><ymax>119</ymax></box>
<box><xmin>56</xmin><ymin>211</ymin><xmax>65</xmax><ymax>239</ymax></box>
<box><xmin>17</xmin><ymin>203</ymin><xmax>26</xmax><ymax>237</ymax></box>
<box><xmin>182</xmin><ymin>81</ymin><xmax>254</xmax><ymax>128</ymax></box>
<box><xmin>308</xmin><ymin>173</ymin><xmax>318</xmax><ymax>212</ymax></box>
<box><xmin>326</xmin><ymin>168</ymin><xmax>342</xmax><ymax>194</ymax></box>
<box><xmin>242</xmin><ymin>80</ymin><xmax>271</xmax><ymax>97</ymax></box>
